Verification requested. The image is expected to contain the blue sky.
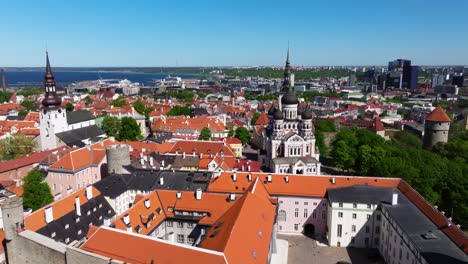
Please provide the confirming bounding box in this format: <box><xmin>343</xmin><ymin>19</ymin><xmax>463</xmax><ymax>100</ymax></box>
<box><xmin>1</xmin><ymin>0</ymin><xmax>467</xmax><ymax>66</ymax></box>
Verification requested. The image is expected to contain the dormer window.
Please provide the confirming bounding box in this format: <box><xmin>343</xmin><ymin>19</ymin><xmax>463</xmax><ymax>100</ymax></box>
<box><xmin>64</xmin><ymin>224</ymin><xmax>69</xmax><ymax>230</ymax></box>
<box><xmin>51</xmin><ymin>232</ymin><xmax>56</xmax><ymax>238</ymax></box>
<box><xmin>144</xmin><ymin>199</ymin><xmax>150</xmax><ymax>209</ymax></box>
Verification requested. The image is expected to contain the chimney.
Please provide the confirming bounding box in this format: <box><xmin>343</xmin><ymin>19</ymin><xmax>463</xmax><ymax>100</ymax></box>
<box><xmin>161</xmin><ymin>160</ymin><xmax>165</xmax><ymax>168</ymax></box>
<box><xmin>1</xmin><ymin>69</ymin><xmax>6</xmax><ymax>93</ymax></box>
<box><xmin>150</xmin><ymin>156</ymin><xmax>154</xmax><ymax>166</ymax></box>
<box><xmin>267</xmin><ymin>174</ymin><xmax>272</xmax><ymax>182</ymax></box>
<box><xmin>86</xmin><ymin>185</ymin><xmax>93</xmax><ymax>200</ymax></box>
<box><xmin>140</xmin><ymin>158</ymin><xmax>145</xmax><ymax>166</ymax></box>
<box><xmin>183</xmin><ymin>152</ymin><xmax>186</xmax><ymax>159</ymax></box>
<box><xmin>195</xmin><ymin>188</ymin><xmax>202</xmax><ymax>200</ymax></box>
<box><xmin>159</xmin><ymin>177</ymin><xmax>164</xmax><ymax>185</ymax></box>
<box><xmin>247</xmin><ymin>173</ymin><xmax>252</xmax><ymax>182</ymax></box>
<box><xmin>232</xmin><ymin>172</ymin><xmax>237</xmax><ymax>182</ymax></box>
<box><xmin>75</xmin><ymin>196</ymin><xmax>81</xmax><ymax>216</ymax></box>
<box><xmin>45</xmin><ymin>206</ymin><xmax>54</xmax><ymax>223</ymax></box>
<box><xmin>248</xmin><ymin>165</ymin><xmax>251</xmax><ymax>171</ymax></box>
<box><xmin>331</xmin><ymin>177</ymin><xmax>336</xmax><ymax>184</ymax></box>
<box><xmin>392</xmin><ymin>192</ymin><xmax>398</xmax><ymax>205</ymax></box>
<box><xmin>199</xmin><ymin>153</ymin><xmax>203</xmax><ymax>159</ymax></box>
<box><xmin>229</xmin><ymin>193</ymin><xmax>236</xmax><ymax>201</ymax></box>
<box><xmin>176</xmin><ymin>192</ymin><xmax>182</xmax><ymax>199</ymax></box>
<box><xmin>285</xmin><ymin>176</ymin><xmax>289</xmax><ymax>183</ymax></box>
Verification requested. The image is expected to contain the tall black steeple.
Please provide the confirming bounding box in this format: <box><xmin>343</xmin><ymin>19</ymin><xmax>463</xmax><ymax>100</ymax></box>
<box><xmin>282</xmin><ymin>47</ymin><xmax>292</xmax><ymax>92</ymax></box>
<box><xmin>42</xmin><ymin>52</ymin><xmax>62</xmax><ymax>108</ymax></box>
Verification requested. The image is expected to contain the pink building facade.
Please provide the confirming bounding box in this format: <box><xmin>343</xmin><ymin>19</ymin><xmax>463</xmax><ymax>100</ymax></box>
<box><xmin>276</xmin><ymin>196</ymin><xmax>328</xmax><ymax>239</ymax></box>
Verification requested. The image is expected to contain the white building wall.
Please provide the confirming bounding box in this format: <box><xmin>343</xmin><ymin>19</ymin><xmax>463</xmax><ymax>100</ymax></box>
<box><xmin>327</xmin><ymin>201</ymin><xmax>380</xmax><ymax>248</ymax></box>
<box><xmin>39</xmin><ymin>109</ymin><xmax>68</xmax><ymax>150</ymax></box>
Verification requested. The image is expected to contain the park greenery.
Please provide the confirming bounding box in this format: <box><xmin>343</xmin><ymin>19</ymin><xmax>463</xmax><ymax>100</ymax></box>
<box><xmin>111</xmin><ymin>95</ymin><xmax>126</xmax><ymax>107</ymax></box>
<box><xmin>235</xmin><ymin>126</ymin><xmax>251</xmax><ymax>145</ymax></box>
<box><xmin>313</xmin><ymin>119</ymin><xmax>336</xmax><ymax>155</ymax></box>
<box><xmin>199</xmin><ymin>127</ymin><xmax>212</xmax><ymax>140</ymax></box>
<box><xmin>166</xmin><ymin>105</ymin><xmax>191</xmax><ymax>116</ymax></box>
<box><xmin>23</xmin><ymin>170</ymin><xmax>54</xmax><ymax>211</ymax></box>
<box><xmin>65</xmin><ymin>102</ymin><xmax>74</xmax><ymax>112</ymax></box>
<box><xmin>17</xmin><ymin>87</ymin><xmax>44</xmax><ymax>97</ymax></box>
<box><xmin>0</xmin><ymin>134</ymin><xmax>37</xmax><ymax>161</ymax></box>
<box><xmin>100</xmin><ymin>116</ymin><xmax>142</xmax><ymax>141</ymax></box>
<box><xmin>133</xmin><ymin>100</ymin><xmax>155</xmax><ymax>119</ymax></box>
<box><xmin>20</xmin><ymin>100</ymin><xmax>36</xmax><ymax>111</ymax></box>
<box><xmin>330</xmin><ymin>127</ymin><xmax>468</xmax><ymax>227</ymax></box>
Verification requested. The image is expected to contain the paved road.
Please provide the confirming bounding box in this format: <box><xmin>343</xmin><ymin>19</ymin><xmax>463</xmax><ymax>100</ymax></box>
<box><xmin>278</xmin><ymin>234</ymin><xmax>382</xmax><ymax>264</ymax></box>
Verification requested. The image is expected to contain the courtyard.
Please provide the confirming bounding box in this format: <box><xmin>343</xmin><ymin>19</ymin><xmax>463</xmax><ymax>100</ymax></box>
<box><xmin>277</xmin><ymin>234</ymin><xmax>384</xmax><ymax>264</ymax></box>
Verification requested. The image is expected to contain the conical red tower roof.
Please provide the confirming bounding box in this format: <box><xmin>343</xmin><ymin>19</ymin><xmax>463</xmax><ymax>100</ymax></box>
<box><xmin>425</xmin><ymin>106</ymin><xmax>451</xmax><ymax>122</ymax></box>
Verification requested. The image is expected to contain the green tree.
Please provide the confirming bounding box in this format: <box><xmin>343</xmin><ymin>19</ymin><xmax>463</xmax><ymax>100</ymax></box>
<box><xmin>166</xmin><ymin>105</ymin><xmax>191</xmax><ymax>116</ymax></box>
<box><xmin>65</xmin><ymin>102</ymin><xmax>74</xmax><ymax>112</ymax></box>
<box><xmin>20</xmin><ymin>100</ymin><xmax>36</xmax><ymax>111</ymax></box>
<box><xmin>118</xmin><ymin>117</ymin><xmax>142</xmax><ymax>141</ymax></box>
<box><xmin>112</xmin><ymin>95</ymin><xmax>126</xmax><ymax>107</ymax></box>
<box><xmin>143</xmin><ymin>106</ymin><xmax>155</xmax><ymax>119</ymax></box>
<box><xmin>314</xmin><ymin>120</ymin><xmax>336</xmax><ymax>132</ymax></box>
<box><xmin>199</xmin><ymin>127</ymin><xmax>212</xmax><ymax>140</ymax></box>
<box><xmin>100</xmin><ymin>116</ymin><xmax>121</xmax><ymax>138</ymax></box>
<box><xmin>18</xmin><ymin>110</ymin><xmax>28</xmax><ymax>117</ymax></box>
<box><xmin>250</xmin><ymin>112</ymin><xmax>260</xmax><ymax>126</ymax></box>
<box><xmin>314</xmin><ymin>130</ymin><xmax>327</xmax><ymax>156</ymax></box>
<box><xmin>22</xmin><ymin>170</ymin><xmax>54</xmax><ymax>211</ymax></box>
<box><xmin>0</xmin><ymin>134</ymin><xmax>37</xmax><ymax>161</ymax></box>
<box><xmin>235</xmin><ymin>126</ymin><xmax>251</xmax><ymax>145</ymax></box>
<box><xmin>331</xmin><ymin>140</ymin><xmax>355</xmax><ymax>172</ymax></box>
<box><xmin>84</xmin><ymin>95</ymin><xmax>93</xmax><ymax>106</ymax></box>
<box><xmin>133</xmin><ymin>100</ymin><xmax>146</xmax><ymax>115</ymax></box>
<box><xmin>0</xmin><ymin>91</ymin><xmax>12</xmax><ymax>103</ymax></box>
<box><xmin>227</xmin><ymin>125</ymin><xmax>234</xmax><ymax>138</ymax></box>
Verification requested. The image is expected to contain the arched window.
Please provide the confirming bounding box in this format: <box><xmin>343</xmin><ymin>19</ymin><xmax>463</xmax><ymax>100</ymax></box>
<box><xmin>278</xmin><ymin>210</ymin><xmax>287</xmax><ymax>222</ymax></box>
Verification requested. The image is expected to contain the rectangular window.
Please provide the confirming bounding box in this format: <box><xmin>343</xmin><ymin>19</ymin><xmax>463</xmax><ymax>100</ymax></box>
<box><xmin>312</xmin><ymin>211</ymin><xmax>316</xmax><ymax>219</ymax></box>
<box><xmin>366</xmin><ymin>214</ymin><xmax>371</xmax><ymax>220</ymax></box>
<box><xmin>166</xmin><ymin>221</ymin><xmax>173</xmax><ymax>227</ymax></box>
<box><xmin>322</xmin><ymin>211</ymin><xmax>326</xmax><ymax>220</ymax></box>
<box><xmin>187</xmin><ymin>223</ymin><xmax>193</xmax><ymax>228</ymax></box>
<box><xmin>376</xmin><ymin>214</ymin><xmax>381</xmax><ymax>221</ymax></box>
<box><xmin>177</xmin><ymin>234</ymin><xmax>184</xmax><ymax>243</ymax></box>
<box><xmin>338</xmin><ymin>212</ymin><xmax>343</xmax><ymax>218</ymax></box>
<box><xmin>177</xmin><ymin>222</ymin><xmax>183</xmax><ymax>228</ymax></box>
<box><xmin>304</xmin><ymin>209</ymin><xmax>309</xmax><ymax>218</ymax></box>
<box><xmin>365</xmin><ymin>226</ymin><xmax>370</xmax><ymax>233</ymax></box>
<box><xmin>375</xmin><ymin>226</ymin><xmax>380</xmax><ymax>234</ymax></box>
<box><xmin>352</xmin><ymin>225</ymin><xmax>356</xmax><ymax>232</ymax></box>
<box><xmin>294</xmin><ymin>224</ymin><xmax>298</xmax><ymax>231</ymax></box>
<box><xmin>353</xmin><ymin>203</ymin><xmax>357</xmax><ymax>208</ymax></box>
<box><xmin>351</xmin><ymin>236</ymin><xmax>355</xmax><ymax>244</ymax></box>
<box><xmin>367</xmin><ymin>204</ymin><xmax>371</xmax><ymax>209</ymax></box>
<box><xmin>304</xmin><ymin>202</ymin><xmax>308</xmax><ymax>205</ymax></box>
<box><xmin>374</xmin><ymin>237</ymin><xmax>379</xmax><ymax>246</ymax></box>
<box><xmin>295</xmin><ymin>208</ymin><xmax>299</xmax><ymax>218</ymax></box>
<box><xmin>339</xmin><ymin>203</ymin><xmax>343</xmax><ymax>208</ymax></box>
<box><xmin>295</xmin><ymin>201</ymin><xmax>299</xmax><ymax>205</ymax></box>
<box><xmin>313</xmin><ymin>202</ymin><xmax>317</xmax><ymax>205</ymax></box>
<box><xmin>187</xmin><ymin>237</ymin><xmax>194</xmax><ymax>244</ymax></box>
<box><xmin>352</xmin><ymin>213</ymin><xmax>357</xmax><ymax>219</ymax></box>
<box><xmin>337</xmin><ymin>224</ymin><xmax>342</xmax><ymax>237</ymax></box>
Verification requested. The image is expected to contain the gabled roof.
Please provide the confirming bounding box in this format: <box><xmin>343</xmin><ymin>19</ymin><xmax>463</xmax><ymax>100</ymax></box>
<box><xmin>66</xmin><ymin>110</ymin><xmax>95</xmax><ymax>124</ymax></box>
<box><xmin>199</xmin><ymin>178</ymin><xmax>275</xmax><ymax>264</ymax></box>
<box><xmin>425</xmin><ymin>106</ymin><xmax>451</xmax><ymax>122</ymax></box>
<box><xmin>81</xmin><ymin>226</ymin><xmax>227</xmax><ymax>264</ymax></box>
<box><xmin>55</xmin><ymin>125</ymin><xmax>105</xmax><ymax>147</ymax></box>
<box><xmin>370</xmin><ymin>117</ymin><xmax>385</xmax><ymax>132</ymax></box>
<box><xmin>0</xmin><ymin>147</ymin><xmax>69</xmax><ymax>173</ymax></box>
<box><xmin>49</xmin><ymin>147</ymin><xmax>106</xmax><ymax>172</ymax></box>
<box><xmin>255</xmin><ymin>112</ymin><xmax>269</xmax><ymax>126</ymax></box>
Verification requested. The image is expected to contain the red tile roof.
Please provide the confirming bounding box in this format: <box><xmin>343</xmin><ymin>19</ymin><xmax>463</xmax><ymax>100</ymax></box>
<box><xmin>0</xmin><ymin>147</ymin><xmax>69</xmax><ymax>173</ymax></box>
<box><xmin>49</xmin><ymin>147</ymin><xmax>106</xmax><ymax>172</ymax></box>
<box><xmin>208</xmin><ymin>172</ymin><xmax>401</xmax><ymax>197</ymax></box>
<box><xmin>425</xmin><ymin>106</ymin><xmax>451</xmax><ymax>122</ymax></box>
<box><xmin>255</xmin><ymin>112</ymin><xmax>269</xmax><ymax>126</ymax></box>
<box><xmin>81</xmin><ymin>227</ymin><xmax>226</xmax><ymax>264</ymax></box>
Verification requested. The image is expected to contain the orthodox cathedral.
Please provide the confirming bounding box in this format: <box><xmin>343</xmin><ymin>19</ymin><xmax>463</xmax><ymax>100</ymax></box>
<box><xmin>260</xmin><ymin>50</ymin><xmax>321</xmax><ymax>175</ymax></box>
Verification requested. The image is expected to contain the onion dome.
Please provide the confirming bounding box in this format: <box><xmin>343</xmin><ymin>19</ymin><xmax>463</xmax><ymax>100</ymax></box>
<box><xmin>281</xmin><ymin>90</ymin><xmax>299</xmax><ymax>105</ymax></box>
<box><xmin>273</xmin><ymin>109</ymin><xmax>284</xmax><ymax>120</ymax></box>
<box><xmin>301</xmin><ymin>109</ymin><xmax>313</xmax><ymax>120</ymax></box>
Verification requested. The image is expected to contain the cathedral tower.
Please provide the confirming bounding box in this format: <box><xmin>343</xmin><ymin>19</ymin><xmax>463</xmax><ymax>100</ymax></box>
<box><xmin>39</xmin><ymin>52</ymin><xmax>68</xmax><ymax>150</ymax></box>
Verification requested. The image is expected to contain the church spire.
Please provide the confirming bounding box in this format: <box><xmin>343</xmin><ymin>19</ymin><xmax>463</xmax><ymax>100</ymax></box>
<box><xmin>282</xmin><ymin>47</ymin><xmax>292</xmax><ymax>92</ymax></box>
<box><xmin>41</xmin><ymin>51</ymin><xmax>61</xmax><ymax>108</ymax></box>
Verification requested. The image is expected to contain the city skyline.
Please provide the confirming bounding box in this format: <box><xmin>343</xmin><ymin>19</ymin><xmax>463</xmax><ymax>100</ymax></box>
<box><xmin>1</xmin><ymin>0</ymin><xmax>468</xmax><ymax>67</ymax></box>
